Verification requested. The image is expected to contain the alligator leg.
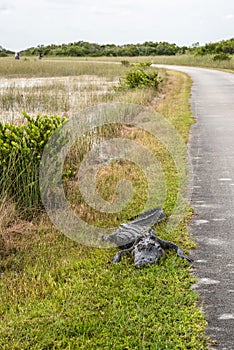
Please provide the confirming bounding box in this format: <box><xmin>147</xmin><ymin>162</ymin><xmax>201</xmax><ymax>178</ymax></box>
<box><xmin>112</xmin><ymin>247</ymin><xmax>134</xmax><ymax>263</ymax></box>
<box><xmin>157</xmin><ymin>238</ymin><xmax>193</xmax><ymax>263</ymax></box>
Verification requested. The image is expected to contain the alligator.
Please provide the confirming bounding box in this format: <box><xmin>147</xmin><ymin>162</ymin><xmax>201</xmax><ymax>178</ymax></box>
<box><xmin>102</xmin><ymin>208</ymin><xmax>193</xmax><ymax>268</ymax></box>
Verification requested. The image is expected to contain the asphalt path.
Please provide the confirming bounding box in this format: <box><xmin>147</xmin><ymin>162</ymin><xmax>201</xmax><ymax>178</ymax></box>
<box><xmin>154</xmin><ymin>65</ymin><xmax>234</xmax><ymax>349</ymax></box>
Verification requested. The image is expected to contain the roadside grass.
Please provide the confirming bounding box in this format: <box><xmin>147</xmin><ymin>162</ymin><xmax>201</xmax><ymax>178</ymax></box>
<box><xmin>155</xmin><ymin>69</ymin><xmax>194</xmax><ymax>141</ymax></box>
<box><xmin>151</xmin><ymin>54</ymin><xmax>234</xmax><ymax>71</ymax></box>
<box><xmin>0</xmin><ymin>66</ymin><xmax>208</xmax><ymax>349</ymax></box>
<box><xmin>0</xmin><ymin>229</ymin><xmax>205</xmax><ymax>350</ymax></box>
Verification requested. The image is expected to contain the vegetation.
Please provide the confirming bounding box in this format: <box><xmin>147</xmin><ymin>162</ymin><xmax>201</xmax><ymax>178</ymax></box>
<box><xmin>0</xmin><ymin>61</ymin><xmax>209</xmax><ymax>348</ymax></box>
<box><xmin>0</xmin><ymin>45</ymin><xmax>14</xmax><ymax>57</ymax></box>
<box><xmin>151</xmin><ymin>54</ymin><xmax>234</xmax><ymax>71</ymax></box>
<box><xmin>117</xmin><ymin>62</ymin><xmax>162</xmax><ymax>89</ymax></box>
<box><xmin>20</xmin><ymin>41</ymin><xmax>182</xmax><ymax>57</ymax></box>
<box><xmin>0</xmin><ymin>113</ymin><xmax>67</xmax><ymax>210</ymax></box>
<box><xmin>15</xmin><ymin>38</ymin><xmax>234</xmax><ymax>58</ymax></box>
<box><xmin>194</xmin><ymin>38</ymin><xmax>234</xmax><ymax>56</ymax></box>
<box><xmin>213</xmin><ymin>53</ymin><xmax>231</xmax><ymax>61</ymax></box>
<box><xmin>0</xmin><ymin>58</ymin><xmax>129</xmax><ymax>78</ymax></box>
<box><xmin>0</xmin><ymin>232</ymin><xmax>206</xmax><ymax>349</ymax></box>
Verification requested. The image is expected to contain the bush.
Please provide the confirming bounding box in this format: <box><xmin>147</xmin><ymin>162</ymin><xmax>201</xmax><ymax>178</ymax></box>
<box><xmin>117</xmin><ymin>62</ymin><xmax>162</xmax><ymax>90</ymax></box>
<box><xmin>213</xmin><ymin>53</ymin><xmax>231</xmax><ymax>61</ymax></box>
<box><xmin>0</xmin><ymin>113</ymin><xmax>67</xmax><ymax>211</ymax></box>
<box><xmin>121</xmin><ymin>60</ymin><xmax>131</xmax><ymax>66</ymax></box>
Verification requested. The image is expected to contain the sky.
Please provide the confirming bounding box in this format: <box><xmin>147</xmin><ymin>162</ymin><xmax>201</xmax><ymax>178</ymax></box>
<box><xmin>0</xmin><ymin>0</ymin><xmax>234</xmax><ymax>52</ymax></box>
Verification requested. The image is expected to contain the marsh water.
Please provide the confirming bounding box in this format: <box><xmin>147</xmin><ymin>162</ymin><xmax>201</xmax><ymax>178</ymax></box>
<box><xmin>0</xmin><ymin>75</ymin><xmax>117</xmax><ymax>123</ymax></box>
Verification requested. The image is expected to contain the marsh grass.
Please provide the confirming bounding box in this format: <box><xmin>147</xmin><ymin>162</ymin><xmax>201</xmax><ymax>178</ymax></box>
<box><xmin>70</xmin><ymin>54</ymin><xmax>234</xmax><ymax>71</ymax></box>
<box><xmin>0</xmin><ymin>76</ymin><xmax>118</xmax><ymax>122</ymax></box>
<box><xmin>0</xmin><ymin>58</ymin><xmax>128</xmax><ymax>121</ymax></box>
<box><xmin>0</xmin><ymin>57</ymin><xmax>127</xmax><ymax>78</ymax></box>
<box><xmin>0</xmin><ymin>60</ymin><xmax>165</xmax><ymax>122</ymax></box>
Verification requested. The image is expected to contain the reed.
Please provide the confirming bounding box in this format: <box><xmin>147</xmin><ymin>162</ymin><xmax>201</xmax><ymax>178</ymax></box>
<box><xmin>0</xmin><ymin>57</ymin><xmax>128</xmax><ymax>78</ymax></box>
<box><xmin>0</xmin><ymin>76</ymin><xmax>120</xmax><ymax>122</ymax></box>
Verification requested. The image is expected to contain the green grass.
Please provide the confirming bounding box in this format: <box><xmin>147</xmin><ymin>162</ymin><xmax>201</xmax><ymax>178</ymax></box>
<box><xmin>0</xmin><ymin>231</ymin><xmax>205</xmax><ymax>350</ymax></box>
<box><xmin>0</xmin><ymin>66</ymin><xmax>208</xmax><ymax>349</ymax></box>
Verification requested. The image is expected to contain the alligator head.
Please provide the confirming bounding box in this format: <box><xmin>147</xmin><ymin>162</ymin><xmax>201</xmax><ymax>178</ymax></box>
<box><xmin>133</xmin><ymin>230</ymin><xmax>165</xmax><ymax>268</ymax></box>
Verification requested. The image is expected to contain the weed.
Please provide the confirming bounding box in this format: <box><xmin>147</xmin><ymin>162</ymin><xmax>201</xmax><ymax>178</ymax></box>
<box><xmin>213</xmin><ymin>53</ymin><xmax>231</xmax><ymax>61</ymax></box>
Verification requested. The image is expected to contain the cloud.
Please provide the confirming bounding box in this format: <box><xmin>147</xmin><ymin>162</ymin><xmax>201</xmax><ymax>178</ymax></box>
<box><xmin>92</xmin><ymin>6</ymin><xmax>130</xmax><ymax>16</ymax></box>
<box><xmin>44</xmin><ymin>0</ymin><xmax>79</xmax><ymax>8</ymax></box>
<box><xmin>45</xmin><ymin>0</ymin><xmax>76</xmax><ymax>3</ymax></box>
<box><xmin>224</xmin><ymin>14</ymin><xmax>234</xmax><ymax>20</ymax></box>
<box><xmin>0</xmin><ymin>2</ymin><xmax>13</xmax><ymax>13</ymax></box>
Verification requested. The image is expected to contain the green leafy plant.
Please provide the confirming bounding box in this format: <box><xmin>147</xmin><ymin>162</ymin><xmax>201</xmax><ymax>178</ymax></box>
<box><xmin>117</xmin><ymin>62</ymin><xmax>162</xmax><ymax>90</ymax></box>
<box><xmin>135</xmin><ymin>61</ymin><xmax>152</xmax><ymax>68</ymax></box>
<box><xmin>0</xmin><ymin>112</ymin><xmax>67</xmax><ymax>210</ymax></box>
<box><xmin>213</xmin><ymin>53</ymin><xmax>231</xmax><ymax>61</ymax></box>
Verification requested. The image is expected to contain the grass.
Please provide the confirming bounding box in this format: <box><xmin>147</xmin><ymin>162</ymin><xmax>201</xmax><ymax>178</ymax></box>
<box><xmin>0</xmin><ymin>60</ymin><xmax>165</xmax><ymax>122</ymax></box>
<box><xmin>57</xmin><ymin>54</ymin><xmax>234</xmax><ymax>71</ymax></box>
<box><xmin>151</xmin><ymin>54</ymin><xmax>234</xmax><ymax>71</ymax></box>
<box><xmin>0</xmin><ymin>77</ymin><xmax>117</xmax><ymax>122</ymax></box>
<box><xmin>0</xmin><ymin>231</ymin><xmax>205</xmax><ymax>350</ymax></box>
<box><xmin>0</xmin><ymin>62</ymin><xmax>208</xmax><ymax>349</ymax></box>
<box><xmin>0</xmin><ymin>57</ymin><xmax>127</xmax><ymax>78</ymax></box>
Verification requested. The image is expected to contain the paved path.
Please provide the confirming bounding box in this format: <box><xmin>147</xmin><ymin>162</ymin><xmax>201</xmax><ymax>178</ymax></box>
<box><xmin>155</xmin><ymin>65</ymin><xmax>234</xmax><ymax>349</ymax></box>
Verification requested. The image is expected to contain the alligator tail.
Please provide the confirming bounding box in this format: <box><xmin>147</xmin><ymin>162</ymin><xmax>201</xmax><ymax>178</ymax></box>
<box><xmin>129</xmin><ymin>207</ymin><xmax>166</xmax><ymax>227</ymax></box>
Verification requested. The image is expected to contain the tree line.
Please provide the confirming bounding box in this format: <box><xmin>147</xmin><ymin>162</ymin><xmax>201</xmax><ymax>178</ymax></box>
<box><xmin>0</xmin><ymin>46</ymin><xmax>14</xmax><ymax>57</ymax></box>
<box><xmin>1</xmin><ymin>38</ymin><xmax>233</xmax><ymax>57</ymax></box>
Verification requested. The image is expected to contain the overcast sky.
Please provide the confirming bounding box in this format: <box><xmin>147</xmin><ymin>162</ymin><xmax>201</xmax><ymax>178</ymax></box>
<box><xmin>0</xmin><ymin>0</ymin><xmax>234</xmax><ymax>52</ymax></box>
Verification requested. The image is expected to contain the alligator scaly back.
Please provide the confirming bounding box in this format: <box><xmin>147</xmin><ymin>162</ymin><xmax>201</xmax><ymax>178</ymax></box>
<box><xmin>102</xmin><ymin>208</ymin><xmax>166</xmax><ymax>248</ymax></box>
<box><xmin>129</xmin><ymin>207</ymin><xmax>166</xmax><ymax>227</ymax></box>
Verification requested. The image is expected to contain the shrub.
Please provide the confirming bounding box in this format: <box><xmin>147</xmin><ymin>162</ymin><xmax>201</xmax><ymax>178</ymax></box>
<box><xmin>117</xmin><ymin>62</ymin><xmax>162</xmax><ymax>90</ymax></box>
<box><xmin>0</xmin><ymin>113</ymin><xmax>67</xmax><ymax>211</ymax></box>
<box><xmin>135</xmin><ymin>61</ymin><xmax>152</xmax><ymax>68</ymax></box>
<box><xmin>213</xmin><ymin>53</ymin><xmax>231</xmax><ymax>61</ymax></box>
<box><xmin>121</xmin><ymin>60</ymin><xmax>131</xmax><ymax>66</ymax></box>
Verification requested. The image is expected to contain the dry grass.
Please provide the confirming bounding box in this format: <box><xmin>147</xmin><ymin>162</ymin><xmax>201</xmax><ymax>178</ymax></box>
<box><xmin>63</xmin><ymin>54</ymin><xmax>234</xmax><ymax>71</ymax></box>
<box><xmin>0</xmin><ymin>198</ymin><xmax>17</xmax><ymax>254</ymax></box>
<box><xmin>0</xmin><ymin>198</ymin><xmax>39</xmax><ymax>255</ymax></box>
<box><xmin>0</xmin><ymin>59</ymin><xmax>165</xmax><ymax>122</ymax></box>
<box><xmin>0</xmin><ymin>57</ymin><xmax>126</xmax><ymax>78</ymax></box>
<box><xmin>0</xmin><ymin>76</ymin><xmax>117</xmax><ymax>122</ymax></box>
